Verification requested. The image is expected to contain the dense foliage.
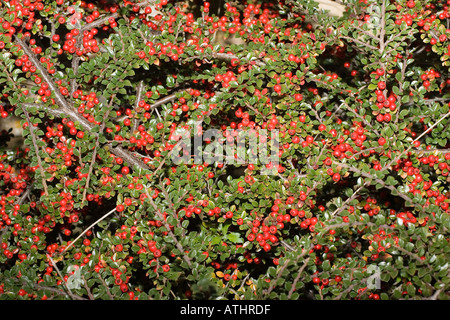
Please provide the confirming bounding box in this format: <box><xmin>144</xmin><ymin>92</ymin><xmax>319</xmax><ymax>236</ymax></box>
<box><xmin>0</xmin><ymin>0</ymin><xmax>449</xmax><ymax>300</ymax></box>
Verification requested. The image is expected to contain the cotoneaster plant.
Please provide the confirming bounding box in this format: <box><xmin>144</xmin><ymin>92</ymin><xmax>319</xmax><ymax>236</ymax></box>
<box><xmin>0</xmin><ymin>0</ymin><xmax>449</xmax><ymax>300</ymax></box>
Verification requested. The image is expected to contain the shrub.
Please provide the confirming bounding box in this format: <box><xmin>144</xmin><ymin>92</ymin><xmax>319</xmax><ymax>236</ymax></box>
<box><xmin>0</xmin><ymin>0</ymin><xmax>449</xmax><ymax>300</ymax></box>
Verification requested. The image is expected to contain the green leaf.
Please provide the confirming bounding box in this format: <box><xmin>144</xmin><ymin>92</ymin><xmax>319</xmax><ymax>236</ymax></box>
<box><xmin>227</xmin><ymin>232</ymin><xmax>243</xmax><ymax>244</ymax></box>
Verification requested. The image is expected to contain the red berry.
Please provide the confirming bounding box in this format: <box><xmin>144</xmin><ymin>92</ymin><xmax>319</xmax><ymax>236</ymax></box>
<box><xmin>407</xmin><ymin>0</ymin><xmax>415</xmax><ymax>8</ymax></box>
<box><xmin>332</xmin><ymin>173</ymin><xmax>341</xmax><ymax>182</ymax></box>
<box><xmin>377</xmin><ymin>81</ymin><xmax>386</xmax><ymax>90</ymax></box>
<box><xmin>294</xmin><ymin>93</ymin><xmax>303</xmax><ymax>101</ymax></box>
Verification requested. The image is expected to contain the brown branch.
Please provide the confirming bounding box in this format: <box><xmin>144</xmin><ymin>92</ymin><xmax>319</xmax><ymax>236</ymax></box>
<box><xmin>245</xmin><ymin>101</ymin><xmax>267</xmax><ymax>121</ymax></box>
<box><xmin>16</xmin><ymin>37</ymin><xmax>70</xmax><ymax>112</ymax></box>
<box><xmin>391</xmin><ymin>244</ymin><xmax>428</xmax><ymax>266</ymax></box>
<box><xmin>333</xmin><ymin>278</ymin><xmax>368</xmax><ymax>300</ymax></box>
<box><xmin>264</xmin><ymin>258</ymin><xmax>291</xmax><ymax>297</ymax></box>
<box><xmin>16</xmin><ymin>186</ymin><xmax>32</xmax><ymax>205</ymax></box>
<box><xmin>159</xmin><ymin>181</ymin><xmax>190</xmax><ymax>233</ymax></box>
<box><xmin>340</xmin><ymin>35</ymin><xmax>379</xmax><ymax>51</ymax></box>
<box><xmin>24</xmin><ymin>103</ymin><xmax>67</xmax><ymax>118</ymax></box>
<box><xmin>22</xmin><ymin>106</ymin><xmax>48</xmax><ymax>196</ymax></box>
<box><xmin>378</xmin><ymin>0</ymin><xmax>386</xmax><ymax>53</ymax></box>
<box><xmin>33</xmin><ymin>284</ymin><xmax>87</xmax><ymax>300</ymax></box>
<box><xmin>264</xmin><ymin>243</ymin><xmax>313</xmax><ymax>298</ymax></box>
<box><xmin>287</xmin><ymin>257</ymin><xmax>310</xmax><ymax>299</ymax></box>
<box><xmin>333</xmin><ymin>160</ymin><xmax>427</xmax><ymax>213</ymax></box>
<box><xmin>116</xmin><ymin>89</ymin><xmax>186</xmax><ymax>124</ymax></box>
<box><xmin>79</xmin><ymin>0</ymin><xmax>158</xmax><ymax>33</ymax></box>
<box><xmin>320</xmin><ymin>220</ymin><xmax>394</xmax><ymax>235</ymax></box>
<box><xmin>379</xmin><ymin>110</ymin><xmax>450</xmax><ymax>176</ymax></box>
<box><xmin>80</xmin><ymin>12</ymin><xmax>120</xmax><ymax>33</ymax></box>
<box><xmin>329</xmin><ymin>185</ymin><xmax>366</xmax><ymax>218</ymax></box>
<box><xmin>353</xmin><ymin>24</ymin><xmax>378</xmax><ymax>41</ymax></box>
<box><xmin>81</xmin><ymin>98</ymin><xmax>113</xmax><ymax>206</ymax></box>
<box><xmin>395</xmin><ymin>52</ymin><xmax>409</xmax><ymax>124</ymax></box>
<box><xmin>15</xmin><ymin>36</ymin><xmax>149</xmax><ymax>172</ymax></box>
<box><xmin>213</xmin><ymin>52</ymin><xmax>266</xmax><ymax>67</ymax></box>
<box><xmin>145</xmin><ymin>188</ymin><xmax>192</xmax><ymax>268</ymax></box>
<box><xmin>59</xmin><ymin>208</ymin><xmax>117</xmax><ymax>256</ymax></box>
<box><xmin>46</xmin><ymin>254</ymin><xmax>75</xmax><ymax>299</ymax></box>
<box><xmin>97</xmin><ymin>273</ymin><xmax>114</xmax><ymax>299</ymax></box>
<box><xmin>151</xmin><ymin>92</ymin><xmax>179</xmax><ymax>110</ymax></box>
<box><xmin>70</xmin><ymin>29</ymin><xmax>85</xmax><ymax>97</ymax></box>
<box><xmin>338</xmin><ymin>98</ymin><xmax>380</xmax><ymax>136</ymax></box>
<box><xmin>132</xmin><ymin>81</ymin><xmax>145</xmax><ymax>132</ymax></box>
<box><xmin>81</xmin><ymin>275</ymin><xmax>95</xmax><ymax>300</ymax></box>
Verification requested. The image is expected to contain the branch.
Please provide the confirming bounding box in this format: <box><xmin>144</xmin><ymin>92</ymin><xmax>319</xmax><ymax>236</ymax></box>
<box><xmin>159</xmin><ymin>181</ymin><xmax>190</xmax><ymax>234</ymax></box>
<box><xmin>339</xmin><ymin>98</ymin><xmax>380</xmax><ymax>136</ymax></box>
<box><xmin>321</xmin><ymin>221</ymin><xmax>394</xmax><ymax>234</ymax></box>
<box><xmin>16</xmin><ymin>186</ymin><xmax>32</xmax><ymax>205</ymax></box>
<box><xmin>79</xmin><ymin>0</ymin><xmax>158</xmax><ymax>33</ymax></box>
<box><xmin>264</xmin><ymin>258</ymin><xmax>291</xmax><ymax>297</ymax></box>
<box><xmin>340</xmin><ymin>35</ymin><xmax>379</xmax><ymax>51</ymax></box>
<box><xmin>15</xmin><ymin>36</ymin><xmax>149</xmax><ymax>172</ymax></box>
<box><xmin>379</xmin><ymin>109</ymin><xmax>450</xmax><ymax>174</ymax></box>
<box><xmin>264</xmin><ymin>243</ymin><xmax>313</xmax><ymax>298</ymax></box>
<box><xmin>81</xmin><ymin>98</ymin><xmax>113</xmax><ymax>206</ymax></box>
<box><xmin>34</xmin><ymin>283</ymin><xmax>87</xmax><ymax>300</ymax></box>
<box><xmin>334</xmin><ymin>160</ymin><xmax>426</xmax><ymax>214</ymax></box>
<box><xmin>80</xmin><ymin>12</ymin><xmax>120</xmax><ymax>33</ymax></box>
<box><xmin>150</xmin><ymin>92</ymin><xmax>180</xmax><ymax>110</ymax></box>
<box><xmin>16</xmin><ymin>37</ymin><xmax>71</xmax><ymax>111</ymax></box>
<box><xmin>145</xmin><ymin>188</ymin><xmax>193</xmax><ymax>268</ymax></box>
<box><xmin>46</xmin><ymin>254</ymin><xmax>74</xmax><ymax>299</ymax></box>
<box><xmin>395</xmin><ymin>53</ymin><xmax>409</xmax><ymax>124</ymax></box>
<box><xmin>287</xmin><ymin>257</ymin><xmax>310</xmax><ymax>299</ymax></box>
<box><xmin>378</xmin><ymin>0</ymin><xmax>387</xmax><ymax>53</ymax></box>
<box><xmin>132</xmin><ymin>81</ymin><xmax>145</xmax><ymax>132</ymax></box>
<box><xmin>24</xmin><ymin>103</ymin><xmax>67</xmax><ymax>118</ymax></box>
<box><xmin>329</xmin><ymin>185</ymin><xmax>366</xmax><ymax>218</ymax></box>
<box><xmin>413</xmin><ymin>111</ymin><xmax>450</xmax><ymax>143</ymax></box>
<box><xmin>116</xmin><ymin>89</ymin><xmax>185</xmax><ymax>123</ymax></box>
<box><xmin>333</xmin><ymin>278</ymin><xmax>367</xmax><ymax>300</ymax></box>
<box><xmin>213</xmin><ymin>52</ymin><xmax>266</xmax><ymax>67</ymax></box>
<box><xmin>81</xmin><ymin>275</ymin><xmax>95</xmax><ymax>300</ymax></box>
<box><xmin>59</xmin><ymin>207</ymin><xmax>117</xmax><ymax>255</ymax></box>
<box><xmin>97</xmin><ymin>273</ymin><xmax>115</xmax><ymax>299</ymax></box>
<box><xmin>22</xmin><ymin>106</ymin><xmax>48</xmax><ymax>196</ymax></box>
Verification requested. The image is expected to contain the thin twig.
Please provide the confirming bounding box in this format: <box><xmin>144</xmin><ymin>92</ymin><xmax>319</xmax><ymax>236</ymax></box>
<box><xmin>132</xmin><ymin>81</ymin><xmax>145</xmax><ymax>132</ymax></box>
<box><xmin>59</xmin><ymin>208</ymin><xmax>117</xmax><ymax>255</ymax></box>
<box><xmin>34</xmin><ymin>283</ymin><xmax>87</xmax><ymax>300</ymax></box>
<box><xmin>264</xmin><ymin>258</ymin><xmax>291</xmax><ymax>297</ymax></box>
<box><xmin>334</xmin><ymin>160</ymin><xmax>426</xmax><ymax>214</ymax></box>
<box><xmin>80</xmin><ymin>12</ymin><xmax>120</xmax><ymax>33</ymax></box>
<box><xmin>413</xmin><ymin>111</ymin><xmax>450</xmax><ymax>143</ymax></box>
<box><xmin>22</xmin><ymin>107</ymin><xmax>48</xmax><ymax>196</ymax></box>
<box><xmin>97</xmin><ymin>273</ymin><xmax>115</xmax><ymax>299</ymax></box>
<box><xmin>341</xmin><ymin>35</ymin><xmax>379</xmax><ymax>51</ymax></box>
<box><xmin>287</xmin><ymin>257</ymin><xmax>310</xmax><ymax>299</ymax></box>
<box><xmin>329</xmin><ymin>185</ymin><xmax>366</xmax><ymax>218</ymax></box>
<box><xmin>145</xmin><ymin>188</ymin><xmax>193</xmax><ymax>268</ymax></box>
<box><xmin>46</xmin><ymin>254</ymin><xmax>74</xmax><ymax>299</ymax></box>
<box><xmin>81</xmin><ymin>98</ymin><xmax>113</xmax><ymax>206</ymax></box>
<box><xmin>81</xmin><ymin>275</ymin><xmax>95</xmax><ymax>300</ymax></box>
<box><xmin>15</xmin><ymin>37</ymin><xmax>149</xmax><ymax>171</ymax></box>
